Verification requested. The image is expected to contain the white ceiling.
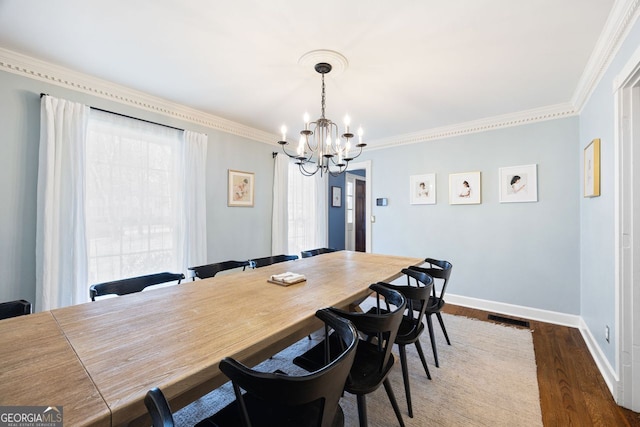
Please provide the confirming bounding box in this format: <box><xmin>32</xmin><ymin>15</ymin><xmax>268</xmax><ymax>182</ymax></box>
<box><xmin>0</xmin><ymin>0</ymin><xmax>618</xmax><ymax>146</ymax></box>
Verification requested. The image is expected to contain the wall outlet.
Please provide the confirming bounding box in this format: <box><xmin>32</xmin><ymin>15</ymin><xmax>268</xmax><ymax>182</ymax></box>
<box><xmin>605</xmin><ymin>325</ymin><xmax>610</xmax><ymax>343</ymax></box>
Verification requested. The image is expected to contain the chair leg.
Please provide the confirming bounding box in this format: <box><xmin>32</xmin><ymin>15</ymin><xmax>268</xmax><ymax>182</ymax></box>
<box><xmin>436</xmin><ymin>312</ymin><xmax>451</xmax><ymax>345</ymax></box>
<box><xmin>398</xmin><ymin>345</ymin><xmax>413</xmax><ymax>418</ymax></box>
<box><xmin>383</xmin><ymin>378</ymin><xmax>406</xmax><ymax>427</ymax></box>
<box><xmin>426</xmin><ymin>314</ymin><xmax>440</xmax><ymax>368</ymax></box>
<box><xmin>356</xmin><ymin>394</ymin><xmax>368</xmax><ymax>427</ymax></box>
<box><xmin>414</xmin><ymin>340</ymin><xmax>431</xmax><ymax>380</ymax></box>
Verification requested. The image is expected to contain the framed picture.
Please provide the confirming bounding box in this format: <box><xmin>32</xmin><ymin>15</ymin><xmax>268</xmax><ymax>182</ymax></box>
<box><xmin>331</xmin><ymin>186</ymin><xmax>342</xmax><ymax>207</ymax></box>
<box><xmin>584</xmin><ymin>138</ymin><xmax>600</xmax><ymax>197</ymax></box>
<box><xmin>499</xmin><ymin>164</ymin><xmax>538</xmax><ymax>203</ymax></box>
<box><xmin>410</xmin><ymin>173</ymin><xmax>436</xmax><ymax>205</ymax></box>
<box><xmin>449</xmin><ymin>171</ymin><xmax>481</xmax><ymax>205</ymax></box>
<box><xmin>228</xmin><ymin>169</ymin><xmax>254</xmax><ymax>207</ymax></box>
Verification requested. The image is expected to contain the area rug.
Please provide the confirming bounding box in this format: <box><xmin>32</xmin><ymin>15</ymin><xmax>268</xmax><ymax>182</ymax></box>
<box><xmin>174</xmin><ymin>312</ymin><xmax>542</xmax><ymax>427</ymax></box>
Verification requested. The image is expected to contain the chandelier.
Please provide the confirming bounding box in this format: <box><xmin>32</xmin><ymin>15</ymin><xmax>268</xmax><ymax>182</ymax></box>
<box><xmin>277</xmin><ymin>62</ymin><xmax>365</xmax><ymax>177</ymax></box>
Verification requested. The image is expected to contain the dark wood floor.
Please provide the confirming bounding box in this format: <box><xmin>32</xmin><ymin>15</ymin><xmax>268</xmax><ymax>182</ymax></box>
<box><xmin>443</xmin><ymin>304</ymin><xmax>640</xmax><ymax>427</ymax></box>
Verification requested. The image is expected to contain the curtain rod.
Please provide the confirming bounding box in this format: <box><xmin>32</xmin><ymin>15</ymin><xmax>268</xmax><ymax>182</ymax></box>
<box><xmin>40</xmin><ymin>93</ymin><xmax>185</xmax><ymax>132</ymax></box>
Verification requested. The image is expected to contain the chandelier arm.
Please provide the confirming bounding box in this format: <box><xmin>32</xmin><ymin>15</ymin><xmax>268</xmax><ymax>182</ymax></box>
<box><xmin>344</xmin><ymin>145</ymin><xmax>364</xmax><ymax>161</ymax></box>
<box><xmin>327</xmin><ymin>155</ymin><xmax>345</xmax><ymax>168</ymax></box>
<box><xmin>327</xmin><ymin>162</ymin><xmax>347</xmax><ymax>177</ymax></box>
<box><xmin>298</xmin><ymin>161</ymin><xmax>319</xmax><ymax>177</ymax></box>
<box><xmin>279</xmin><ymin>143</ymin><xmax>309</xmax><ymax>162</ymax></box>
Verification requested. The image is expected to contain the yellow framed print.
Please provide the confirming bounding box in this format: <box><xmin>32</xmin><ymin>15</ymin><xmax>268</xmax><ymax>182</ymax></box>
<box><xmin>584</xmin><ymin>138</ymin><xmax>600</xmax><ymax>197</ymax></box>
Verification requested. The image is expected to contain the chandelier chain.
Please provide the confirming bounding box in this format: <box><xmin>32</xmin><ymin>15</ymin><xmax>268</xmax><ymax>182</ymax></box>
<box><xmin>321</xmin><ymin>73</ymin><xmax>326</xmax><ymax>120</ymax></box>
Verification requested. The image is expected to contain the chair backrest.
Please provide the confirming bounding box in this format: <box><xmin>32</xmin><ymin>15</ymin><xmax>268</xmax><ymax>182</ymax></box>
<box><xmin>0</xmin><ymin>299</ymin><xmax>31</xmax><ymax>320</ymax></box>
<box><xmin>89</xmin><ymin>272</ymin><xmax>185</xmax><ymax>301</ymax></box>
<box><xmin>249</xmin><ymin>254</ymin><xmax>298</xmax><ymax>268</ymax></box>
<box><xmin>144</xmin><ymin>387</ymin><xmax>175</xmax><ymax>427</ymax></box>
<box><xmin>219</xmin><ymin>309</ymin><xmax>358</xmax><ymax>427</ymax></box>
<box><xmin>328</xmin><ymin>283</ymin><xmax>406</xmax><ymax>374</ymax></box>
<box><xmin>300</xmin><ymin>248</ymin><xmax>338</xmax><ymax>258</ymax></box>
<box><xmin>189</xmin><ymin>260</ymin><xmax>251</xmax><ymax>280</ymax></box>
<box><xmin>408</xmin><ymin>257</ymin><xmax>452</xmax><ymax>301</ymax></box>
<box><xmin>376</xmin><ymin>268</ymin><xmax>434</xmax><ymax>337</ymax></box>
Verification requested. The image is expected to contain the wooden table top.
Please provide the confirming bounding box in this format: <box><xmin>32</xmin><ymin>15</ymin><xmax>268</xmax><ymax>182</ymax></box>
<box><xmin>0</xmin><ymin>311</ymin><xmax>111</xmax><ymax>427</ymax></box>
<box><xmin>4</xmin><ymin>251</ymin><xmax>421</xmax><ymax>426</ymax></box>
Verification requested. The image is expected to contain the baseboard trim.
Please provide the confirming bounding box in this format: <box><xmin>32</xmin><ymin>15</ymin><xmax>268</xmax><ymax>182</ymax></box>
<box><xmin>446</xmin><ymin>293</ymin><xmax>581</xmax><ymax>327</ymax></box>
<box><xmin>446</xmin><ymin>293</ymin><xmax>619</xmax><ymax>401</ymax></box>
<box><xmin>578</xmin><ymin>317</ymin><xmax>619</xmax><ymax>400</ymax></box>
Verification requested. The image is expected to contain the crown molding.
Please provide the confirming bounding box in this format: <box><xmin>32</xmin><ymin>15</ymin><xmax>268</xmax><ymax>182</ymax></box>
<box><xmin>0</xmin><ymin>47</ymin><xmax>277</xmax><ymax>144</ymax></box>
<box><xmin>572</xmin><ymin>0</ymin><xmax>640</xmax><ymax>111</ymax></box>
<box><xmin>367</xmin><ymin>103</ymin><xmax>578</xmax><ymax>150</ymax></box>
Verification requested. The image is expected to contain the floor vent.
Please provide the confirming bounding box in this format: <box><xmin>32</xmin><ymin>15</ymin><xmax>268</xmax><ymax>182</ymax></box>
<box><xmin>488</xmin><ymin>314</ymin><xmax>530</xmax><ymax>328</ymax></box>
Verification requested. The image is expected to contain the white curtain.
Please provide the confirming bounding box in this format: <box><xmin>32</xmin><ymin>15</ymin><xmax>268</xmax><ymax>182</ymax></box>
<box><xmin>181</xmin><ymin>130</ymin><xmax>208</xmax><ymax>270</ymax></box>
<box><xmin>271</xmin><ymin>153</ymin><xmax>289</xmax><ymax>255</ymax></box>
<box><xmin>36</xmin><ymin>96</ymin><xmax>90</xmax><ymax>311</ymax></box>
<box><xmin>287</xmin><ymin>164</ymin><xmax>328</xmax><ymax>257</ymax></box>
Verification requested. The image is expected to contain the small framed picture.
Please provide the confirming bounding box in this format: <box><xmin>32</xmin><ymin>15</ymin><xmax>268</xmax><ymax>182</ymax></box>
<box><xmin>410</xmin><ymin>173</ymin><xmax>436</xmax><ymax>205</ymax></box>
<box><xmin>499</xmin><ymin>164</ymin><xmax>538</xmax><ymax>203</ymax></box>
<box><xmin>584</xmin><ymin>138</ymin><xmax>600</xmax><ymax>197</ymax></box>
<box><xmin>449</xmin><ymin>171</ymin><xmax>481</xmax><ymax>205</ymax></box>
<box><xmin>228</xmin><ymin>169</ymin><xmax>255</xmax><ymax>207</ymax></box>
<box><xmin>331</xmin><ymin>186</ymin><xmax>342</xmax><ymax>207</ymax></box>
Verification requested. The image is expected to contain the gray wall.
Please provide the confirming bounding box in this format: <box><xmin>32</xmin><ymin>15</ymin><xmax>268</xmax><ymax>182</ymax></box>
<box><xmin>358</xmin><ymin>118</ymin><xmax>581</xmax><ymax>314</ymax></box>
<box><xmin>579</xmin><ymin>18</ymin><xmax>640</xmax><ymax>366</ymax></box>
<box><xmin>0</xmin><ymin>70</ymin><xmax>274</xmax><ymax>306</ymax></box>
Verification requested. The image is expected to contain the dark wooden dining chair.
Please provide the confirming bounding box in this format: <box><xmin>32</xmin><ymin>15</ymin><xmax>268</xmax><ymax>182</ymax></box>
<box><xmin>0</xmin><ymin>299</ymin><xmax>31</xmax><ymax>320</ymax></box>
<box><xmin>89</xmin><ymin>272</ymin><xmax>185</xmax><ymax>301</ymax></box>
<box><xmin>145</xmin><ymin>387</ymin><xmax>175</xmax><ymax>427</ymax></box>
<box><xmin>293</xmin><ymin>283</ymin><xmax>408</xmax><ymax>427</ymax></box>
<box><xmin>300</xmin><ymin>247</ymin><xmax>338</xmax><ymax>258</ymax></box>
<box><xmin>370</xmin><ymin>268</ymin><xmax>434</xmax><ymax>418</ymax></box>
<box><xmin>408</xmin><ymin>257</ymin><xmax>453</xmax><ymax>367</ymax></box>
<box><xmin>196</xmin><ymin>308</ymin><xmax>358</xmax><ymax>427</ymax></box>
<box><xmin>249</xmin><ymin>254</ymin><xmax>298</xmax><ymax>268</ymax></box>
<box><xmin>188</xmin><ymin>260</ymin><xmax>251</xmax><ymax>280</ymax></box>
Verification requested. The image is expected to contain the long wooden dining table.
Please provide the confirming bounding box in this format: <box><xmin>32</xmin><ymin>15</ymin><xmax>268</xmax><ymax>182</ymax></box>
<box><xmin>0</xmin><ymin>251</ymin><xmax>422</xmax><ymax>426</ymax></box>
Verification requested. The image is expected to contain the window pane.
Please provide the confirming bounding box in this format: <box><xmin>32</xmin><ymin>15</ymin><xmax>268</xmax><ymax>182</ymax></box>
<box><xmin>85</xmin><ymin>110</ymin><xmax>182</xmax><ymax>284</ymax></box>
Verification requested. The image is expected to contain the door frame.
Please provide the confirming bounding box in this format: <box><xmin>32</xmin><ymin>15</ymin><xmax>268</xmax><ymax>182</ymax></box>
<box><xmin>614</xmin><ymin>45</ymin><xmax>640</xmax><ymax>411</ymax></box>
<box><xmin>346</xmin><ymin>160</ymin><xmax>372</xmax><ymax>252</ymax></box>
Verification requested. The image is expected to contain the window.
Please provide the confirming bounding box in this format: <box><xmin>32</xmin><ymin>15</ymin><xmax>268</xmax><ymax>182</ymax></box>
<box><xmin>85</xmin><ymin>110</ymin><xmax>183</xmax><ymax>284</ymax></box>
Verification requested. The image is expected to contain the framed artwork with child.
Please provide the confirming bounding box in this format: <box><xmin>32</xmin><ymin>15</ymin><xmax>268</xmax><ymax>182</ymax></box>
<box><xmin>498</xmin><ymin>164</ymin><xmax>537</xmax><ymax>203</ymax></box>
